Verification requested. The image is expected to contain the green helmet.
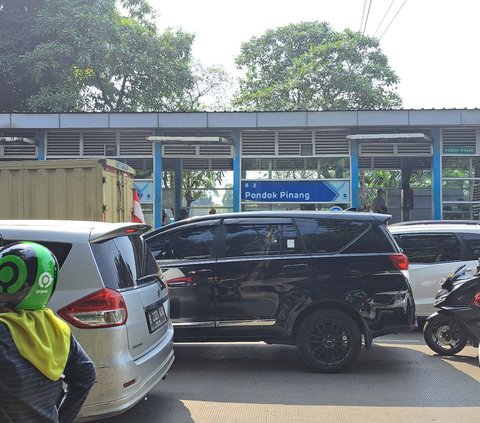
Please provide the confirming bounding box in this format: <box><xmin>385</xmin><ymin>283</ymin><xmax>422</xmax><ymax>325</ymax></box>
<box><xmin>0</xmin><ymin>242</ymin><xmax>59</xmax><ymax>310</ymax></box>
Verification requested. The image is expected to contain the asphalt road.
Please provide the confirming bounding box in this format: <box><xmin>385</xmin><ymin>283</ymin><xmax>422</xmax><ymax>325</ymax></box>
<box><xmin>94</xmin><ymin>332</ymin><xmax>480</xmax><ymax>423</ymax></box>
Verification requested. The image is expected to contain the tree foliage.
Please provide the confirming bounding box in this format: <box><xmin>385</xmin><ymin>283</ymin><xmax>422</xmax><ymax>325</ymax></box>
<box><xmin>0</xmin><ymin>1</ymin><xmax>42</xmax><ymax>111</ymax></box>
<box><xmin>0</xmin><ymin>0</ymin><xmax>230</xmax><ymax>112</ymax></box>
<box><xmin>182</xmin><ymin>171</ymin><xmax>225</xmax><ymax>208</ymax></box>
<box><xmin>233</xmin><ymin>21</ymin><xmax>402</xmax><ymax>111</ymax></box>
<box><xmin>23</xmin><ymin>0</ymin><xmax>196</xmax><ymax>112</ymax></box>
<box><xmin>160</xmin><ymin>170</ymin><xmax>225</xmax><ymax>210</ymax></box>
<box><xmin>185</xmin><ymin>62</ymin><xmax>234</xmax><ymax>111</ymax></box>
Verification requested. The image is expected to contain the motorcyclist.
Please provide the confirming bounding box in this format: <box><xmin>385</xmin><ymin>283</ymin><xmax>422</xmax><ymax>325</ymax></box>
<box><xmin>0</xmin><ymin>242</ymin><xmax>96</xmax><ymax>423</ymax></box>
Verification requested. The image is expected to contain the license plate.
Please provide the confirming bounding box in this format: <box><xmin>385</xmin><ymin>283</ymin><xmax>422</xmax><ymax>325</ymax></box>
<box><xmin>146</xmin><ymin>303</ymin><xmax>167</xmax><ymax>333</ymax></box>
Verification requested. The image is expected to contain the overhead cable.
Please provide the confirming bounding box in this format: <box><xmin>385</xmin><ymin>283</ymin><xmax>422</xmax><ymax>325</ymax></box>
<box><xmin>373</xmin><ymin>0</ymin><xmax>396</xmax><ymax>37</ymax></box>
<box><xmin>379</xmin><ymin>0</ymin><xmax>408</xmax><ymax>41</ymax></box>
<box><xmin>359</xmin><ymin>0</ymin><xmax>368</xmax><ymax>34</ymax></box>
<box><xmin>362</xmin><ymin>0</ymin><xmax>373</xmax><ymax>37</ymax></box>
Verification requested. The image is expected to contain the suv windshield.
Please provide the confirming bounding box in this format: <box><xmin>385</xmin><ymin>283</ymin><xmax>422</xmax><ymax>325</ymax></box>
<box><xmin>91</xmin><ymin>235</ymin><xmax>158</xmax><ymax>289</ymax></box>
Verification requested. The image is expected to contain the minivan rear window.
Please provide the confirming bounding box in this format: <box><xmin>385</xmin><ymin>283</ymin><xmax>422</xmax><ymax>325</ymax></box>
<box><xmin>343</xmin><ymin>225</ymin><xmax>395</xmax><ymax>254</ymax></box>
<box><xmin>91</xmin><ymin>235</ymin><xmax>158</xmax><ymax>289</ymax></box>
<box><xmin>295</xmin><ymin>218</ymin><xmax>370</xmax><ymax>254</ymax></box>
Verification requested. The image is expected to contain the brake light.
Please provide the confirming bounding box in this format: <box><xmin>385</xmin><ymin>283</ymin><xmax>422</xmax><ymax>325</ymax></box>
<box><xmin>389</xmin><ymin>253</ymin><xmax>409</xmax><ymax>271</ymax></box>
<box><xmin>474</xmin><ymin>292</ymin><xmax>480</xmax><ymax>307</ymax></box>
<box><xmin>58</xmin><ymin>288</ymin><xmax>128</xmax><ymax>328</ymax></box>
<box><xmin>166</xmin><ymin>276</ymin><xmax>194</xmax><ymax>288</ymax></box>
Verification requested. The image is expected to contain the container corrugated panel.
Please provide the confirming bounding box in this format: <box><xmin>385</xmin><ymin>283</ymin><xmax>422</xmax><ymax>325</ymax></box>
<box><xmin>0</xmin><ymin>159</ymin><xmax>135</xmax><ymax>223</ymax></box>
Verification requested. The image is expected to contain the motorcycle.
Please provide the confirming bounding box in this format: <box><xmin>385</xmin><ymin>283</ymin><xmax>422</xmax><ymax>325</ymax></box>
<box><xmin>423</xmin><ymin>263</ymin><xmax>480</xmax><ymax>355</ymax></box>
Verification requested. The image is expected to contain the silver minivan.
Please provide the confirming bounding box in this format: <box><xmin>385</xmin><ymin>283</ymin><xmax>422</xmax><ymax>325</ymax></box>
<box><xmin>0</xmin><ymin>220</ymin><xmax>174</xmax><ymax>421</ymax></box>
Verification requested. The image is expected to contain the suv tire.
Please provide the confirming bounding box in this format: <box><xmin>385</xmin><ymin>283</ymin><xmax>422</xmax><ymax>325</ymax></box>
<box><xmin>297</xmin><ymin>309</ymin><xmax>362</xmax><ymax>373</ymax></box>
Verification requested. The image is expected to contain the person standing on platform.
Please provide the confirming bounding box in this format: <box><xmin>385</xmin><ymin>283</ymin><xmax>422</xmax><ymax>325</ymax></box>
<box><xmin>372</xmin><ymin>188</ymin><xmax>388</xmax><ymax>214</ymax></box>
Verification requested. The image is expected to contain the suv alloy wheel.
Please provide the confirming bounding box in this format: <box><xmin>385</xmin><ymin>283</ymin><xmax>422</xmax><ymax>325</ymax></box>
<box><xmin>296</xmin><ymin>309</ymin><xmax>362</xmax><ymax>372</ymax></box>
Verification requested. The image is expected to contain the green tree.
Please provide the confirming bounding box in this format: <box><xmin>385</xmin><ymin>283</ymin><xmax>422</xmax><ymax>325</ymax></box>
<box><xmin>182</xmin><ymin>171</ymin><xmax>224</xmax><ymax>208</ymax></box>
<box><xmin>179</xmin><ymin>62</ymin><xmax>234</xmax><ymax>111</ymax></box>
<box><xmin>233</xmin><ymin>21</ymin><xmax>402</xmax><ymax>111</ymax></box>
<box><xmin>161</xmin><ymin>169</ymin><xmax>226</xmax><ymax>210</ymax></box>
<box><xmin>0</xmin><ymin>1</ymin><xmax>43</xmax><ymax>111</ymax></box>
<box><xmin>221</xmin><ymin>183</ymin><xmax>234</xmax><ymax>208</ymax></box>
<box><xmin>21</xmin><ymin>0</ymin><xmax>196</xmax><ymax>112</ymax></box>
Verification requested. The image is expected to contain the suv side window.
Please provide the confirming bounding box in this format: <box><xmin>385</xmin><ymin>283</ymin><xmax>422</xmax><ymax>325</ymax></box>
<box><xmin>458</xmin><ymin>232</ymin><xmax>480</xmax><ymax>259</ymax></box>
<box><xmin>148</xmin><ymin>225</ymin><xmax>216</xmax><ymax>261</ymax></box>
<box><xmin>225</xmin><ymin>223</ymin><xmax>301</xmax><ymax>257</ymax></box>
<box><xmin>295</xmin><ymin>218</ymin><xmax>370</xmax><ymax>254</ymax></box>
<box><xmin>394</xmin><ymin>233</ymin><xmax>462</xmax><ymax>263</ymax></box>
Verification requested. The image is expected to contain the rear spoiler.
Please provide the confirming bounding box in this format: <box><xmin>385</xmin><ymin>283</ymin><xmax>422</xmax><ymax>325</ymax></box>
<box><xmin>90</xmin><ymin>223</ymin><xmax>151</xmax><ymax>243</ymax></box>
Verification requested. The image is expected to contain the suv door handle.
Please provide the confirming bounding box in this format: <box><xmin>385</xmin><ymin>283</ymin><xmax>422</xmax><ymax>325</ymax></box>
<box><xmin>282</xmin><ymin>264</ymin><xmax>309</xmax><ymax>269</ymax></box>
<box><xmin>187</xmin><ymin>269</ymin><xmax>214</xmax><ymax>277</ymax></box>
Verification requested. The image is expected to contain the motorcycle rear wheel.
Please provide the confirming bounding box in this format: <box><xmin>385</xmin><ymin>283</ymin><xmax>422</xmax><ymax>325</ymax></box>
<box><xmin>423</xmin><ymin>316</ymin><xmax>468</xmax><ymax>355</ymax></box>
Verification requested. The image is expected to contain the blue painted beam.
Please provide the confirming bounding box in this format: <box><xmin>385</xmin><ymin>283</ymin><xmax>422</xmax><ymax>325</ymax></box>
<box><xmin>153</xmin><ymin>142</ymin><xmax>163</xmax><ymax>229</ymax></box>
<box><xmin>432</xmin><ymin>128</ymin><xmax>442</xmax><ymax>220</ymax></box>
<box><xmin>233</xmin><ymin>130</ymin><xmax>241</xmax><ymax>212</ymax></box>
<box><xmin>350</xmin><ymin>140</ymin><xmax>359</xmax><ymax>210</ymax></box>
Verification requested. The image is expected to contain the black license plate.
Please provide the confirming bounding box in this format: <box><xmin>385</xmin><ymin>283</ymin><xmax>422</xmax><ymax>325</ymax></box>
<box><xmin>146</xmin><ymin>303</ymin><xmax>167</xmax><ymax>333</ymax></box>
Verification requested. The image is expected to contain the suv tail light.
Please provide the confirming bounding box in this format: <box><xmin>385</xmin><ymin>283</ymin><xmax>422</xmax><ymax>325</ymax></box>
<box><xmin>166</xmin><ymin>276</ymin><xmax>195</xmax><ymax>288</ymax></box>
<box><xmin>474</xmin><ymin>292</ymin><xmax>480</xmax><ymax>307</ymax></box>
<box><xmin>389</xmin><ymin>253</ymin><xmax>409</xmax><ymax>271</ymax></box>
<box><xmin>58</xmin><ymin>288</ymin><xmax>128</xmax><ymax>328</ymax></box>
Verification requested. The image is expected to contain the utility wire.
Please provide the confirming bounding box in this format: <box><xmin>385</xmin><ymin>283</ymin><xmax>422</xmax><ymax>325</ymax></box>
<box><xmin>359</xmin><ymin>0</ymin><xmax>368</xmax><ymax>34</ymax></box>
<box><xmin>373</xmin><ymin>0</ymin><xmax>396</xmax><ymax>37</ymax></box>
<box><xmin>362</xmin><ymin>0</ymin><xmax>373</xmax><ymax>37</ymax></box>
<box><xmin>379</xmin><ymin>0</ymin><xmax>408</xmax><ymax>41</ymax></box>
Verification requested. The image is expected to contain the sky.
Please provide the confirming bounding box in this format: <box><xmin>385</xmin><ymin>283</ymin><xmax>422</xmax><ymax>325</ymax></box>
<box><xmin>148</xmin><ymin>0</ymin><xmax>480</xmax><ymax>110</ymax></box>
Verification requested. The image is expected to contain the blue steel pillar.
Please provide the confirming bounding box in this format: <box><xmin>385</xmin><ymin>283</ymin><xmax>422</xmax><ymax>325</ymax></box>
<box><xmin>233</xmin><ymin>130</ymin><xmax>241</xmax><ymax>212</ymax></box>
<box><xmin>350</xmin><ymin>140</ymin><xmax>359</xmax><ymax>210</ymax></box>
<box><xmin>174</xmin><ymin>159</ymin><xmax>182</xmax><ymax>218</ymax></box>
<box><xmin>153</xmin><ymin>142</ymin><xmax>163</xmax><ymax>229</ymax></box>
<box><xmin>37</xmin><ymin>131</ymin><xmax>46</xmax><ymax>160</ymax></box>
<box><xmin>432</xmin><ymin>128</ymin><xmax>442</xmax><ymax>220</ymax></box>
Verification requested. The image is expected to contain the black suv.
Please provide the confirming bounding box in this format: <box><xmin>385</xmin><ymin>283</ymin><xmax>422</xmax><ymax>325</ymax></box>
<box><xmin>145</xmin><ymin>211</ymin><xmax>415</xmax><ymax>372</ymax></box>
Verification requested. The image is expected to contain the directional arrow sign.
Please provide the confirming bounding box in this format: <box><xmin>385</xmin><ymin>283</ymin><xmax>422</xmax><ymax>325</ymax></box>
<box><xmin>241</xmin><ymin>180</ymin><xmax>350</xmax><ymax>203</ymax></box>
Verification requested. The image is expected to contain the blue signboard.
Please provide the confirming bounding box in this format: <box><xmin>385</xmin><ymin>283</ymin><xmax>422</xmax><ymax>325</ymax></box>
<box><xmin>134</xmin><ymin>180</ymin><xmax>154</xmax><ymax>203</ymax></box>
<box><xmin>241</xmin><ymin>180</ymin><xmax>350</xmax><ymax>203</ymax></box>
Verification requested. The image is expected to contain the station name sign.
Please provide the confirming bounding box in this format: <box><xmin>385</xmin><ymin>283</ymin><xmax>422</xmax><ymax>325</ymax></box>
<box><xmin>443</xmin><ymin>146</ymin><xmax>476</xmax><ymax>155</ymax></box>
<box><xmin>241</xmin><ymin>180</ymin><xmax>350</xmax><ymax>203</ymax></box>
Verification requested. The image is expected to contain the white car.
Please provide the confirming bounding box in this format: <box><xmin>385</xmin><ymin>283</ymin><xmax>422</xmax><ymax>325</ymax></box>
<box><xmin>389</xmin><ymin>221</ymin><xmax>480</xmax><ymax>317</ymax></box>
<box><xmin>0</xmin><ymin>220</ymin><xmax>174</xmax><ymax>421</ymax></box>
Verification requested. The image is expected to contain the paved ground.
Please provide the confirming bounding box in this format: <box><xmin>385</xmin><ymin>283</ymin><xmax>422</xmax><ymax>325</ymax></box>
<box><xmin>94</xmin><ymin>332</ymin><xmax>480</xmax><ymax>423</ymax></box>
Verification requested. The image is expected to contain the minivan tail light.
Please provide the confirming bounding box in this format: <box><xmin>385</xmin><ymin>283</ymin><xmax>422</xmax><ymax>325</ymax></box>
<box><xmin>58</xmin><ymin>288</ymin><xmax>128</xmax><ymax>328</ymax></box>
<box><xmin>389</xmin><ymin>253</ymin><xmax>409</xmax><ymax>271</ymax></box>
<box><xmin>474</xmin><ymin>292</ymin><xmax>480</xmax><ymax>307</ymax></box>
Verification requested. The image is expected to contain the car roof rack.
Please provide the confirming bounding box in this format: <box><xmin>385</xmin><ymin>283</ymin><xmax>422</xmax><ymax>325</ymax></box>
<box><xmin>390</xmin><ymin>220</ymin><xmax>480</xmax><ymax>226</ymax></box>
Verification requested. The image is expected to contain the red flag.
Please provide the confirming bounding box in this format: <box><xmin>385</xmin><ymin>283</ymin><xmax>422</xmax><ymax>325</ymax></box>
<box><xmin>132</xmin><ymin>189</ymin><xmax>145</xmax><ymax>223</ymax></box>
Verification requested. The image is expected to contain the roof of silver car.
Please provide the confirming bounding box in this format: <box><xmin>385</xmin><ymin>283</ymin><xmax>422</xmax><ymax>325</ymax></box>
<box><xmin>388</xmin><ymin>223</ymin><xmax>480</xmax><ymax>234</ymax></box>
<box><xmin>0</xmin><ymin>220</ymin><xmax>150</xmax><ymax>243</ymax></box>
